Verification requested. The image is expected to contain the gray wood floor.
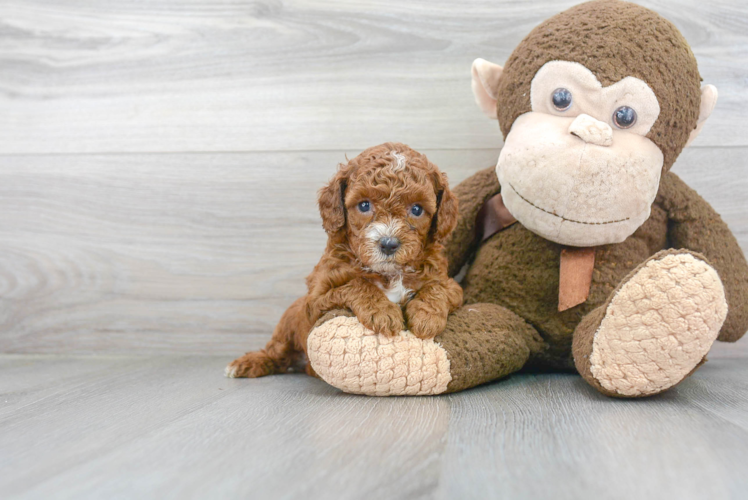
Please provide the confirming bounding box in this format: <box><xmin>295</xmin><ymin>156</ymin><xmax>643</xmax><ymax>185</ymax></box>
<box><xmin>2</xmin><ymin>340</ymin><xmax>748</xmax><ymax>499</ymax></box>
<box><xmin>1</xmin><ymin>0</ymin><xmax>748</xmax><ymax>498</ymax></box>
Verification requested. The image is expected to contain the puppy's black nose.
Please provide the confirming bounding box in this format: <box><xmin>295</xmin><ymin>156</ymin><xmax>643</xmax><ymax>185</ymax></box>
<box><xmin>379</xmin><ymin>237</ymin><xmax>400</xmax><ymax>256</ymax></box>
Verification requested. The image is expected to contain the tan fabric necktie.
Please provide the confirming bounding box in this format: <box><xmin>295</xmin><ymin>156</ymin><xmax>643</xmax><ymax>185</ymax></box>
<box><xmin>558</xmin><ymin>247</ymin><xmax>596</xmax><ymax>311</ymax></box>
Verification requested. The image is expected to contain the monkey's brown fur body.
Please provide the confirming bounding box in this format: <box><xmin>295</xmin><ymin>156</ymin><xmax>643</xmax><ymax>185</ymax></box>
<box><xmin>226</xmin><ymin>143</ymin><xmax>462</xmax><ymax>378</ymax></box>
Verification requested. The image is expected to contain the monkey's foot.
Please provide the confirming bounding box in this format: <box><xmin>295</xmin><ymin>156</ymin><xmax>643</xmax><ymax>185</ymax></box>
<box><xmin>307</xmin><ymin>305</ymin><xmax>544</xmax><ymax>396</ymax></box>
<box><xmin>574</xmin><ymin>250</ymin><xmax>727</xmax><ymax>397</ymax></box>
<box><xmin>307</xmin><ymin>315</ymin><xmax>452</xmax><ymax>396</ymax></box>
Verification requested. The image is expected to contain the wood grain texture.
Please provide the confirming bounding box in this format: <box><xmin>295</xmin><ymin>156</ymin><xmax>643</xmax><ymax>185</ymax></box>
<box><xmin>1</xmin><ymin>353</ymin><xmax>747</xmax><ymax>499</ymax></box>
<box><xmin>0</xmin><ymin>0</ymin><xmax>747</xmax><ymax>154</ymax></box>
<box><xmin>0</xmin><ymin>147</ymin><xmax>745</xmax><ymax>355</ymax></box>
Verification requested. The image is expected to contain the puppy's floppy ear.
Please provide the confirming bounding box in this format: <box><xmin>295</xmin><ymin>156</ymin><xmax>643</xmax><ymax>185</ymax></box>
<box><xmin>431</xmin><ymin>170</ymin><xmax>459</xmax><ymax>243</ymax></box>
<box><xmin>318</xmin><ymin>163</ymin><xmax>352</xmax><ymax>234</ymax></box>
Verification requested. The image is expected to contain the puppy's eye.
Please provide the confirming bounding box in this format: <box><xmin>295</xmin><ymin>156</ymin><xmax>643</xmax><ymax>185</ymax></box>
<box><xmin>410</xmin><ymin>204</ymin><xmax>424</xmax><ymax>217</ymax></box>
<box><xmin>357</xmin><ymin>200</ymin><xmax>371</xmax><ymax>213</ymax></box>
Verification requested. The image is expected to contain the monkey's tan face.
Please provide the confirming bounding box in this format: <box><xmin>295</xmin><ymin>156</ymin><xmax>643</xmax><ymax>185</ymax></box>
<box><xmin>495</xmin><ymin>61</ymin><xmax>665</xmax><ymax>246</ymax></box>
<box><xmin>498</xmin><ymin>113</ymin><xmax>664</xmax><ymax>246</ymax></box>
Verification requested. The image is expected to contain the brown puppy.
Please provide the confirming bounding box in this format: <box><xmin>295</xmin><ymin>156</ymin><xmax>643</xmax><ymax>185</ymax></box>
<box><xmin>226</xmin><ymin>143</ymin><xmax>463</xmax><ymax>378</ymax></box>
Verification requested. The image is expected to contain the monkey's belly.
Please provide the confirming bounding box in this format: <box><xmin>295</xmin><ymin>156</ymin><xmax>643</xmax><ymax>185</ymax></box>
<box><xmin>461</xmin><ymin>212</ymin><xmax>668</xmax><ymax>369</ymax></box>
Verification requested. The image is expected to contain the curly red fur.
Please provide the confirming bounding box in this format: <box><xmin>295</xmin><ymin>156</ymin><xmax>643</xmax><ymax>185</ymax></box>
<box><xmin>227</xmin><ymin>143</ymin><xmax>463</xmax><ymax>378</ymax></box>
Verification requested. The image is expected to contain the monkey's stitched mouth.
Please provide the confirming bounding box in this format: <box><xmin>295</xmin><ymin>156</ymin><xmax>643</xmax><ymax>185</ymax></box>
<box><xmin>506</xmin><ymin>182</ymin><xmax>631</xmax><ymax>226</ymax></box>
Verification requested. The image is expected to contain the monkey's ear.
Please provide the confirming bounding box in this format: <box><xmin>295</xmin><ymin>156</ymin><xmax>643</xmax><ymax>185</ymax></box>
<box><xmin>471</xmin><ymin>58</ymin><xmax>503</xmax><ymax>119</ymax></box>
<box><xmin>318</xmin><ymin>166</ymin><xmax>350</xmax><ymax>234</ymax></box>
<box><xmin>685</xmin><ymin>84</ymin><xmax>718</xmax><ymax>147</ymax></box>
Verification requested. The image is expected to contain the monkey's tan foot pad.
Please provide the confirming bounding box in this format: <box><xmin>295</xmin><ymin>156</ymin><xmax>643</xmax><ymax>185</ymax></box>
<box><xmin>576</xmin><ymin>251</ymin><xmax>727</xmax><ymax>397</ymax></box>
<box><xmin>307</xmin><ymin>316</ymin><xmax>452</xmax><ymax>396</ymax></box>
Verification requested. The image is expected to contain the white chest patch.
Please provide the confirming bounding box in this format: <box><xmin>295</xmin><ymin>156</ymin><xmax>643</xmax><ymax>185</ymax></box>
<box><xmin>377</xmin><ymin>275</ymin><xmax>413</xmax><ymax>304</ymax></box>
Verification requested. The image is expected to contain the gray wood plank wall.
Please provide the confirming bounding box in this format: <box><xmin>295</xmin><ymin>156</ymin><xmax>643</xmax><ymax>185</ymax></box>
<box><xmin>1</xmin><ymin>0</ymin><xmax>746</xmax><ymax>354</ymax></box>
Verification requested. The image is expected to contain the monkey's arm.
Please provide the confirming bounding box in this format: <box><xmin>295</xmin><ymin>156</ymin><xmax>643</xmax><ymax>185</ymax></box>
<box><xmin>444</xmin><ymin>166</ymin><xmax>501</xmax><ymax>277</ymax></box>
<box><xmin>659</xmin><ymin>172</ymin><xmax>748</xmax><ymax>342</ymax></box>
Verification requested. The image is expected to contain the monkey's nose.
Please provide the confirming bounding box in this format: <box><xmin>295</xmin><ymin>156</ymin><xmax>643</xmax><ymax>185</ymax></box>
<box><xmin>379</xmin><ymin>237</ymin><xmax>401</xmax><ymax>256</ymax></box>
<box><xmin>569</xmin><ymin>113</ymin><xmax>613</xmax><ymax>147</ymax></box>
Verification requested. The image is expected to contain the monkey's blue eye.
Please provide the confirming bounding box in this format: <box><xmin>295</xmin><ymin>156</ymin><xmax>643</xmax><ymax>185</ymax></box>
<box><xmin>613</xmin><ymin>106</ymin><xmax>637</xmax><ymax>129</ymax></box>
<box><xmin>411</xmin><ymin>204</ymin><xmax>424</xmax><ymax>217</ymax></box>
<box><xmin>357</xmin><ymin>201</ymin><xmax>371</xmax><ymax>213</ymax></box>
<box><xmin>552</xmin><ymin>88</ymin><xmax>573</xmax><ymax>111</ymax></box>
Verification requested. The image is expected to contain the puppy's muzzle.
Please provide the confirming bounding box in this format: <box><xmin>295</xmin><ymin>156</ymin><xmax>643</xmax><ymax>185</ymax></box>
<box><xmin>378</xmin><ymin>236</ymin><xmax>401</xmax><ymax>256</ymax></box>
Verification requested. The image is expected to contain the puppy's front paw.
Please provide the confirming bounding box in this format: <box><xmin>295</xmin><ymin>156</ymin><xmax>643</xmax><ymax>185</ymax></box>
<box><xmin>405</xmin><ymin>300</ymin><xmax>448</xmax><ymax>339</ymax></box>
<box><xmin>225</xmin><ymin>351</ymin><xmax>277</xmax><ymax>378</ymax></box>
<box><xmin>359</xmin><ymin>302</ymin><xmax>405</xmax><ymax>337</ymax></box>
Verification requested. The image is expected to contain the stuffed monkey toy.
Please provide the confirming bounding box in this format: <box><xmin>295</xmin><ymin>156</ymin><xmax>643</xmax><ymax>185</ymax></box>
<box><xmin>305</xmin><ymin>0</ymin><xmax>748</xmax><ymax>397</ymax></box>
